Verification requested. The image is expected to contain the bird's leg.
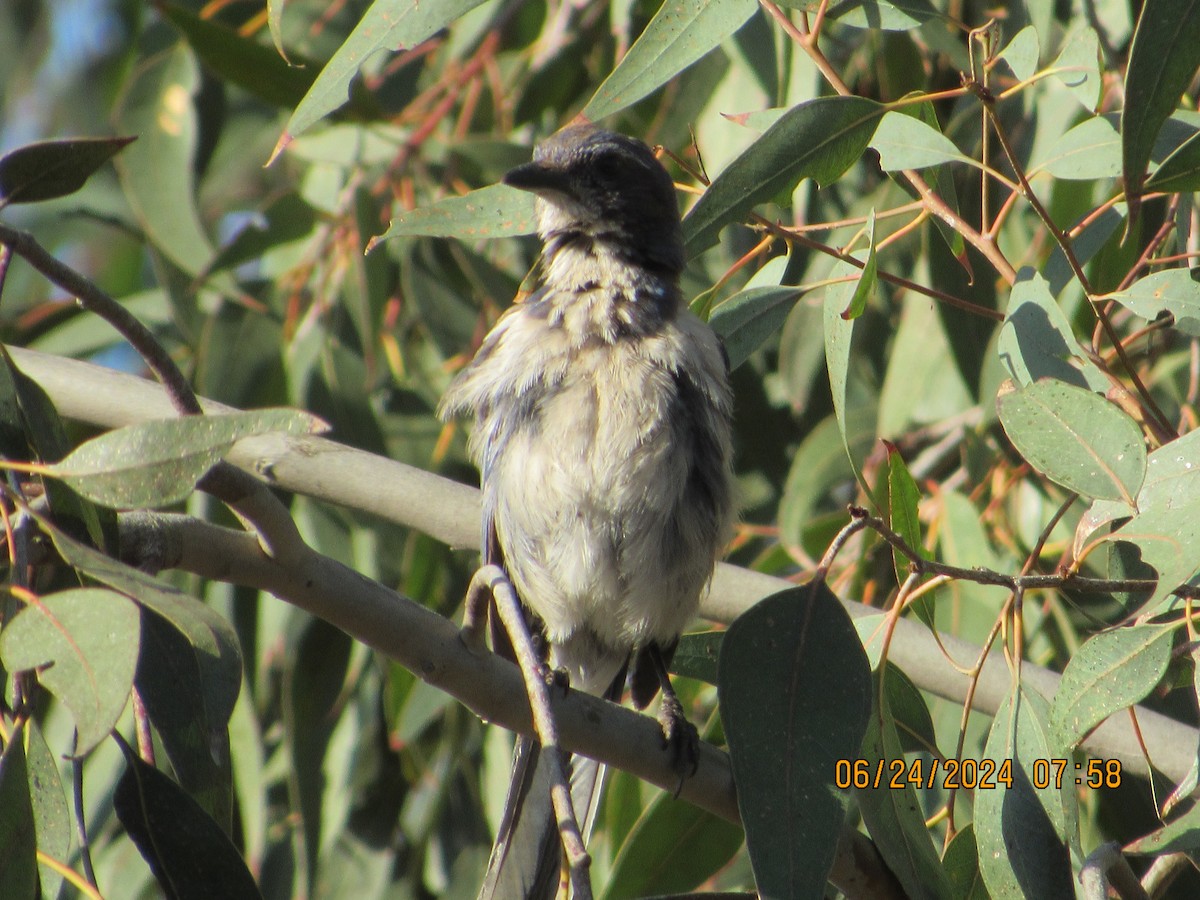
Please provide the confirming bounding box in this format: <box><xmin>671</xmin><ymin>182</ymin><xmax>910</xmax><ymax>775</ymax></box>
<box><xmin>488</xmin><ymin>567</ymin><xmax>593</xmax><ymax>897</ymax></box>
<box><xmin>646</xmin><ymin>642</ymin><xmax>700</xmax><ymax>794</ymax></box>
<box><xmin>460</xmin><ymin>564</ymin><xmax>503</xmax><ymax>653</ymax></box>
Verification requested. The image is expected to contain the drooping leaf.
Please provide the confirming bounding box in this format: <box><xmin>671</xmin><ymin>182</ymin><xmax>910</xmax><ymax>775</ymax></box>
<box><xmin>976</xmin><ymin>689</ymin><xmax>1075</xmax><ymax>899</ymax></box>
<box><xmin>857</xmin><ymin>669</ymin><xmax>955</xmax><ymax>900</ymax></box>
<box><xmin>1121</xmin><ymin>0</ymin><xmax>1200</xmax><ymax>205</ymax></box>
<box><xmin>1049</xmin><ymin>624</ymin><xmax>1175</xmax><ymax>752</ymax></box>
<box><xmin>684</xmin><ymin>96</ymin><xmax>885</xmax><ymax>252</ymax></box>
<box><xmin>0</xmin><ymin>588</ymin><xmax>141</xmax><ymax>756</ymax></box>
<box><xmin>1146</xmin><ymin>129</ymin><xmax>1200</xmax><ymax>191</ymax></box>
<box><xmin>583</xmin><ymin>0</ymin><xmax>759</xmax><ymax>121</ymax></box>
<box><xmin>718</xmin><ymin>582</ymin><xmax>872</xmax><ymax>898</ymax></box>
<box><xmin>114</xmin><ymin>44</ymin><xmax>214</xmax><ymax>276</ymax></box>
<box><xmin>824</xmin><ymin>258</ymin><xmax>877</xmax><ymax>493</ymax></box>
<box><xmin>24</xmin><ymin>719</ymin><xmax>71</xmax><ymax>899</ymax></box>
<box><xmin>997</xmin><ymin>379</ymin><xmax>1146</xmax><ymax>506</ymax></box>
<box><xmin>0</xmin><ymin>136</ymin><xmax>135</xmax><ymax>204</ymax></box>
<box><xmin>0</xmin><ymin>725</ymin><xmax>38</xmax><ymax>900</ymax></box>
<box><xmin>601</xmin><ymin>793</ymin><xmax>744</xmax><ymax>898</ymax></box>
<box><xmin>44</xmin><ymin>408</ymin><xmax>326</xmax><ymax>508</ymax></box>
<box><xmin>113</xmin><ymin>739</ymin><xmax>263</xmax><ymax>900</ymax></box>
<box><xmin>884</xmin><ymin>442</ymin><xmax>926</xmax><ymax>589</ymax></box>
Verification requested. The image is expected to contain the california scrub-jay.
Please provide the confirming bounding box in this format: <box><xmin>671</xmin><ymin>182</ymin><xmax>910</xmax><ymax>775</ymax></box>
<box><xmin>440</xmin><ymin>123</ymin><xmax>736</xmax><ymax>899</ymax></box>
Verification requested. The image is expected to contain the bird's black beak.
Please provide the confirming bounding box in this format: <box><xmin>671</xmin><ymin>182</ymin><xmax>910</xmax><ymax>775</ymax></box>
<box><xmin>503</xmin><ymin>161</ymin><xmax>574</xmax><ymax>198</ymax></box>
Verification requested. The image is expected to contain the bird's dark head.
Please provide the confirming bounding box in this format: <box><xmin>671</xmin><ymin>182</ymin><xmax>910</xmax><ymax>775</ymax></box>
<box><xmin>503</xmin><ymin>125</ymin><xmax>685</xmax><ymax>278</ymax></box>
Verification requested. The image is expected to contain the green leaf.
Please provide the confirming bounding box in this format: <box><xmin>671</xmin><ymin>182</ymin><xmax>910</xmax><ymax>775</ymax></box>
<box><xmin>709</xmin><ymin>285</ymin><xmax>806</xmax><ymax>369</ymax></box>
<box><xmin>25</xmin><ymin>720</ymin><xmax>71</xmax><ymax>899</ymax></box>
<box><xmin>0</xmin><ymin>588</ymin><xmax>141</xmax><ymax>756</ymax></box>
<box><xmin>997</xmin><ymin>268</ymin><xmax>1109</xmax><ymax>391</ymax></box>
<box><xmin>601</xmin><ymin>793</ymin><xmax>744</xmax><ymax>898</ymax></box>
<box><xmin>1121</xmin><ymin>0</ymin><xmax>1200</xmax><ymax>203</ymax></box>
<box><xmin>159</xmin><ymin>2</ymin><xmax>325</xmax><ymax>110</ymax></box>
<box><xmin>997</xmin><ymin>25</ymin><xmax>1040</xmax><ymax>83</ymax></box>
<box><xmin>0</xmin><ymin>136</ymin><xmax>135</xmax><ymax>204</ymax></box>
<box><xmin>0</xmin><ymin>725</ymin><xmax>38</xmax><ymax>900</ymax></box>
<box><xmin>870</xmin><ymin>111</ymin><xmax>969</xmax><ymax>170</ymax></box>
<box><xmin>1108</xmin><ymin>429</ymin><xmax>1200</xmax><ymax>608</ymax></box>
<box><xmin>583</xmin><ymin>0</ymin><xmax>758</xmax><ymax>121</ymax></box>
<box><xmin>943</xmin><ymin>825</ymin><xmax>988</xmax><ymax>900</ymax></box>
<box><xmin>822</xmin><ymin>0</ymin><xmax>944</xmax><ymax>30</ymax></box>
<box><xmin>44</xmin><ymin>408</ymin><xmax>326</xmax><ymax>509</ymax></box>
<box><xmin>670</xmin><ymin>630</ymin><xmax>724</xmax><ymax>685</ymax></box>
<box><xmin>1146</xmin><ymin>129</ymin><xmax>1200</xmax><ymax>191</ymax></box>
<box><xmin>1126</xmin><ymin>794</ymin><xmax>1200</xmax><ymax>854</ymax></box>
<box><xmin>718</xmin><ymin>582</ymin><xmax>872</xmax><ymax>898</ymax></box>
<box><xmin>857</xmin><ymin>667</ymin><xmax>953</xmax><ymax>900</ymax></box>
<box><xmin>1050</xmin><ymin>27</ymin><xmax>1101</xmax><ymax>111</ymax></box>
<box><xmin>368</xmin><ymin>184</ymin><xmax>536</xmax><ymax>249</ymax></box>
<box><xmin>1106</xmin><ymin>268</ymin><xmax>1200</xmax><ymax>337</ymax></box>
<box><xmin>841</xmin><ymin>209</ymin><xmax>877</xmax><ymax>320</ymax></box>
<box><xmin>114</xmin><ymin>44</ymin><xmax>214</xmax><ymax>276</ymax></box>
<box><xmin>1034</xmin><ymin>115</ymin><xmax>1121</xmax><ymax>180</ymax></box>
<box><xmin>885</xmin><ymin>442</ymin><xmax>927</xmax><ymax>594</ymax></box>
<box><xmin>1049</xmin><ymin>624</ymin><xmax>1175</xmax><ymax>752</ymax></box>
<box><xmin>278</xmin><ymin>0</ymin><xmax>490</xmax><ymax>151</ymax></box>
<box><xmin>997</xmin><ymin>379</ymin><xmax>1146</xmax><ymax>505</ymax></box>
<box><xmin>976</xmin><ymin>689</ymin><xmax>1075</xmax><ymax>900</ymax></box>
<box><xmin>683</xmin><ymin>96</ymin><xmax>885</xmax><ymax>253</ymax></box>
<box><xmin>113</xmin><ymin>739</ymin><xmax>263</xmax><ymax>900</ymax></box>
<box><xmin>824</xmin><ymin>258</ymin><xmax>876</xmax><ymax>492</ymax></box>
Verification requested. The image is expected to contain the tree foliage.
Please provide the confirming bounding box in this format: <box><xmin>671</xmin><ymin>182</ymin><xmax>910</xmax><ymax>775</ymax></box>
<box><xmin>2</xmin><ymin>0</ymin><xmax>1200</xmax><ymax>897</ymax></box>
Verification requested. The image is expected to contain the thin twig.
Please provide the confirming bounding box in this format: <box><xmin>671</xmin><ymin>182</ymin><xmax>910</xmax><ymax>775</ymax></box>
<box><xmin>0</xmin><ymin>222</ymin><xmax>200</xmax><ymax>416</ymax></box>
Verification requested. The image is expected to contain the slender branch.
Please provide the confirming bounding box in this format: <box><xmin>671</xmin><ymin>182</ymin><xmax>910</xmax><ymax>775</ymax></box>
<box><xmin>0</xmin><ymin>221</ymin><xmax>200</xmax><ymax>416</ymax></box>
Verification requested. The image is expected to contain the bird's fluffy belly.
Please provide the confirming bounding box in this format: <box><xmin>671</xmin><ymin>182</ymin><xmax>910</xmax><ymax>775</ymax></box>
<box><xmin>488</xmin><ymin>341</ymin><xmax>709</xmax><ymax>666</ymax></box>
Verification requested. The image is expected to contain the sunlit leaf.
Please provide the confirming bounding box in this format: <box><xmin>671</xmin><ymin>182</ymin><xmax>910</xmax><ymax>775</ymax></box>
<box><xmin>583</xmin><ymin>0</ymin><xmax>758</xmax><ymax>121</ymax></box>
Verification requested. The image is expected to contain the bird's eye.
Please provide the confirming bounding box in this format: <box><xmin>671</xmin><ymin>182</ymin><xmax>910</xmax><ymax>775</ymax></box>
<box><xmin>591</xmin><ymin>152</ymin><xmax>623</xmax><ymax>183</ymax></box>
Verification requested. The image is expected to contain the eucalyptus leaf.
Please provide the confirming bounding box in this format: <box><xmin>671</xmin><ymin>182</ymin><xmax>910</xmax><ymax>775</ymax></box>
<box><xmin>0</xmin><ymin>136</ymin><xmax>135</xmax><ymax>204</ymax></box>
<box><xmin>997</xmin><ymin>380</ymin><xmax>1146</xmax><ymax>505</ymax></box>
<box><xmin>46</xmin><ymin>408</ymin><xmax>326</xmax><ymax>508</ymax></box>
<box><xmin>0</xmin><ymin>589</ymin><xmax>141</xmax><ymax>756</ymax></box>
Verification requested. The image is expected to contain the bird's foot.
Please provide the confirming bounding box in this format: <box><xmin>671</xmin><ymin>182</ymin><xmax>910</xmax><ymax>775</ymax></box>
<box><xmin>657</xmin><ymin>691</ymin><xmax>700</xmax><ymax>796</ymax></box>
<box><xmin>541</xmin><ymin>664</ymin><xmax>571</xmax><ymax>695</ymax></box>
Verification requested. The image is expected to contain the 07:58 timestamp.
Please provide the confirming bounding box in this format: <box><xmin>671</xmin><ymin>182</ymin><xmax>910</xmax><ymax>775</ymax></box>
<box><xmin>835</xmin><ymin>757</ymin><xmax>1123</xmax><ymax>791</ymax></box>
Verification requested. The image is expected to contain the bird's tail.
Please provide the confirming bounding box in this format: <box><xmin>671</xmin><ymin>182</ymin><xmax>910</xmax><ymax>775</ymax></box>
<box><xmin>478</xmin><ymin>738</ymin><xmax>606</xmax><ymax>900</ymax></box>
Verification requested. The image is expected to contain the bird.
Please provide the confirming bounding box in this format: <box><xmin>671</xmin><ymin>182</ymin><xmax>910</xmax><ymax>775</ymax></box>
<box><xmin>438</xmin><ymin>123</ymin><xmax>736</xmax><ymax>899</ymax></box>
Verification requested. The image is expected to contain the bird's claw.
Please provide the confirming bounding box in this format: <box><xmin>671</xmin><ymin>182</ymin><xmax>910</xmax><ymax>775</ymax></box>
<box><xmin>657</xmin><ymin>692</ymin><xmax>700</xmax><ymax>796</ymax></box>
